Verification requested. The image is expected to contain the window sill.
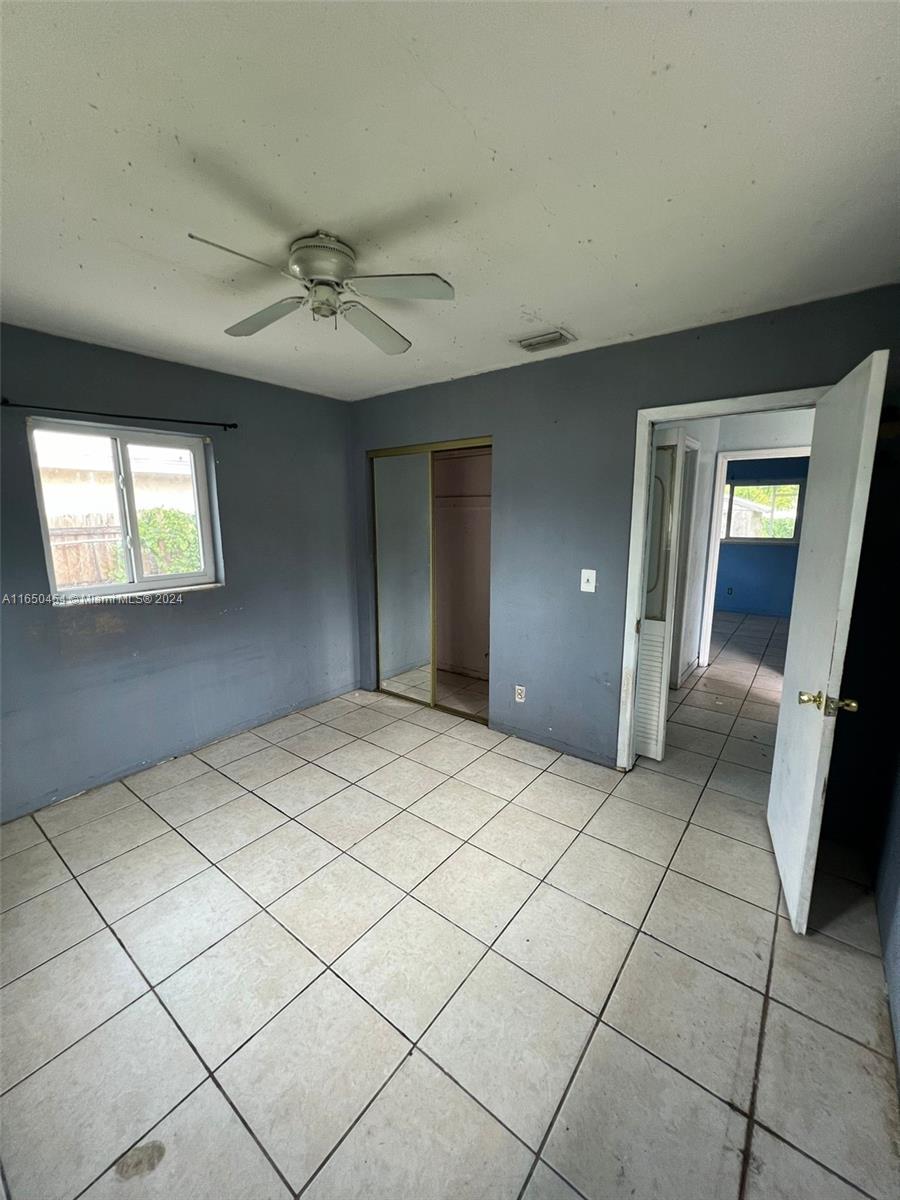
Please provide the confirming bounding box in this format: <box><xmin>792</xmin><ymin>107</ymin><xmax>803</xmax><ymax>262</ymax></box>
<box><xmin>50</xmin><ymin>582</ymin><xmax>224</xmax><ymax>607</ymax></box>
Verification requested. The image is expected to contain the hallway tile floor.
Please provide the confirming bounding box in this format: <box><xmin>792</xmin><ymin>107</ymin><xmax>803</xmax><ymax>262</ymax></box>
<box><xmin>0</xmin><ymin>612</ymin><xmax>897</xmax><ymax>1199</ymax></box>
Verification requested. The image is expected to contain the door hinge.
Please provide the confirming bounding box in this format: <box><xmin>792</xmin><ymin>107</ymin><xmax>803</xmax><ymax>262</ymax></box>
<box><xmin>635</xmin><ymin>619</ymin><xmax>641</xmax><ymax>635</ymax></box>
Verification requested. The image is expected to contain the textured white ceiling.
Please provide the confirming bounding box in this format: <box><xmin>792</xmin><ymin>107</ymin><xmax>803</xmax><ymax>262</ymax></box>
<box><xmin>2</xmin><ymin>2</ymin><xmax>897</xmax><ymax>401</ymax></box>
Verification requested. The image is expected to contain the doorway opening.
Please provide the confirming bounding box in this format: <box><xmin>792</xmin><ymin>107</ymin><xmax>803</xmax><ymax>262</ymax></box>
<box><xmin>618</xmin><ymin>354</ymin><xmax>887</xmax><ymax>932</ymax></box>
<box><xmin>698</xmin><ymin>447</ymin><xmax>810</xmax><ymax>667</ymax></box>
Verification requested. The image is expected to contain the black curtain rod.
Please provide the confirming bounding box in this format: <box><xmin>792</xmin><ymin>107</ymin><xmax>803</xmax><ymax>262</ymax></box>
<box><xmin>1</xmin><ymin>397</ymin><xmax>238</xmax><ymax>431</ymax></box>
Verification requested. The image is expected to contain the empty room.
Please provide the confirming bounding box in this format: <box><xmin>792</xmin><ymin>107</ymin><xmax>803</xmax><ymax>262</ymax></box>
<box><xmin>1</xmin><ymin>3</ymin><xmax>899</xmax><ymax>1199</ymax></box>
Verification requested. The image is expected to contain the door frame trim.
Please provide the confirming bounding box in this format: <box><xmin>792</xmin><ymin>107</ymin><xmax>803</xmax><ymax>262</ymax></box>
<box><xmin>617</xmin><ymin>387</ymin><xmax>826</xmax><ymax>769</ymax></box>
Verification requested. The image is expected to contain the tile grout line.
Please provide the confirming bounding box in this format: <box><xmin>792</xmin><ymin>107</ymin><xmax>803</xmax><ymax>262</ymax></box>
<box><xmin>5</xmin><ymin>715</ymin><xmax>456</xmax><ymax>924</ymax></box>
<box><xmin>2</xmin><ymin>694</ymin><xmax>441</xmax><ymax>844</ymax></box>
<box><xmin>4</xmin><ymin>630</ymin><xmax>890</xmax><ymax>1199</ymax></box>
<box><xmin>748</xmin><ymin>1118</ymin><xmax>883</xmax><ymax>1200</ymax></box>
<box><xmin>513</xmin><ymin>760</ymin><xmax>714</xmax><ymax>1199</ymax></box>
<box><xmin>292</xmin><ymin>772</ymin><xmax>597</xmax><ymax>1200</ymax></box>
<box><xmin>736</xmin><ymin>892</ymin><xmax>783</xmax><ymax>1200</ymax></box>
<box><xmin>84</xmin><ymin>730</ymin><xmax>533</xmax><ymax>1193</ymax></box>
<box><xmin>2</xmin><ymin>743</ymin><xmax>554</xmax><ymax>993</ymax></box>
<box><xmin>9</xmin><ymin>710</ymin><xmax>484</xmax><ymax>1194</ymax></box>
<box><xmin>5</xmin><ymin>719</ymin><xmax>593</xmax><ymax>1198</ymax></box>
<box><xmin>14</xmin><ymin>822</ymin><xmax>299</xmax><ymax>1200</ymax></box>
<box><xmin>515</xmin><ymin>613</ymin><xmax>786</xmax><ymax>1198</ymax></box>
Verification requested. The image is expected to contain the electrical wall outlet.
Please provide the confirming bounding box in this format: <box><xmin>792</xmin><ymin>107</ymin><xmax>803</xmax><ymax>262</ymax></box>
<box><xmin>515</xmin><ymin>685</ymin><xmax>526</xmax><ymax>703</ymax></box>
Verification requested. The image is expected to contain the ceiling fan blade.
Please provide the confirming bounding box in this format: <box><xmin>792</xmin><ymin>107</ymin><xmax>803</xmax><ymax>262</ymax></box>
<box><xmin>347</xmin><ymin>273</ymin><xmax>454</xmax><ymax>301</ymax></box>
<box><xmin>224</xmin><ymin>296</ymin><xmax>306</xmax><ymax>337</ymax></box>
<box><xmin>188</xmin><ymin>232</ymin><xmax>294</xmax><ymax>280</ymax></box>
<box><xmin>342</xmin><ymin>303</ymin><xmax>411</xmax><ymax>355</ymax></box>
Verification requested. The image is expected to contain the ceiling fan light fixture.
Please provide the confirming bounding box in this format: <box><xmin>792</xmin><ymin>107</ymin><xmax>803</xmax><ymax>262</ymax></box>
<box><xmin>309</xmin><ymin>281</ymin><xmax>341</xmax><ymax>319</ymax></box>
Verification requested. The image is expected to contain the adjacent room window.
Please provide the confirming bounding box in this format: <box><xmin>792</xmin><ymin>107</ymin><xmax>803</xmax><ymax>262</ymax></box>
<box><xmin>721</xmin><ymin>479</ymin><xmax>803</xmax><ymax>542</ymax></box>
<box><xmin>28</xmin><ymin>418</ymin><xmax>220</xmax><ymax>598</ymax></box>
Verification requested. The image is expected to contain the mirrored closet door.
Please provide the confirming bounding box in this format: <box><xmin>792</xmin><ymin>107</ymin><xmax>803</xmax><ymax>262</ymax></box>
<box><xmin>373</xmin><ymin>451</ymin><xmax>433</xmax><ymax>705</ymax></box>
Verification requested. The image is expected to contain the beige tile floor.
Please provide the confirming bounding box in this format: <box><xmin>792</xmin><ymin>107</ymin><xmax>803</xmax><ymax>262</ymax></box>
<box><xmin>382</xmin><ymin>663</ymin><xmax>490</xmax><ymax>718</ymax></box>
<box><xmin>0</xmin><ymin>612</ymin><xmax>897</xmax><ymax>1199</ymax></box>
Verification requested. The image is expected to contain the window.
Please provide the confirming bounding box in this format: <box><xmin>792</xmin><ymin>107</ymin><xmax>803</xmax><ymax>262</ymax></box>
<box><xmin>721</xmin><ymin>479</ymin><xmax>803</xmax><ymax>542</ymax></box>
<box><xmin>28</xmin><ymin>419</ymin><xmax>220</xmax><ymax>599</ymax></box>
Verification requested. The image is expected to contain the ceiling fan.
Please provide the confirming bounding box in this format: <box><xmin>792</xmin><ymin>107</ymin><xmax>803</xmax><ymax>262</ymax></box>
<box><xmin>188</xmin><ymin>230</ymin><xmax>454</xmax><ymax>355</ymax></box>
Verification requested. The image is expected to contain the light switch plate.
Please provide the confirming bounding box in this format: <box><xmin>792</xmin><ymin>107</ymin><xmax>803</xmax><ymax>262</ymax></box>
<box><xmin>580</xmin><ymin>568</ymin><xmax>597</xmax><ymax>593</ymax></box>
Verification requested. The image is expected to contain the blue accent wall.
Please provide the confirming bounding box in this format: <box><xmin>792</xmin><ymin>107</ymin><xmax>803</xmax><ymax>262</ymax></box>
<box><xmin>726</xmin><ymin>457</ymin><xmax>810</xmax><ymax>483</ymax></box>
<box><xmin>714</xmin><ymin>544</ymin><xmax>799</xmax><ymax>616</ymax></box>
<box><xmin>714</xmin><ymin>456</ymin><xmax>809</xmax><ymax>617</ymax></box>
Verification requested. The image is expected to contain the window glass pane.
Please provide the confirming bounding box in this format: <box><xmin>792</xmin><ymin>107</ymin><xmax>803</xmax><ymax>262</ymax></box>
<box><xmin>126</xmin><ymin>444</ymin><xmax>203</xmax><ymax>577</ymax></box>
<box><xmin>32</xmin><ymin>429</ymin><xmax>128</xmax><ymax>589</ymax></box>
<box><xmin>729</xmin><ymin>483</ymin><xmax>800</xmax><ymax>539</ymax></box>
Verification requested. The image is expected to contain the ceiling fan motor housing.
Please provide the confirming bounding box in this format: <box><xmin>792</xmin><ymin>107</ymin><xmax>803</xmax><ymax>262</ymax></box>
<box><xmin>288</xmin><ymin>232</ymin><xmax>356</xmax><ymax>283</ymax></box>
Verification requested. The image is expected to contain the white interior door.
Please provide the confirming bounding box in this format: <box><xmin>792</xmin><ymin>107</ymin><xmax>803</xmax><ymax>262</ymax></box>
<box><xmin>769</xmin><ymin>351</ymin><xmax>888</xmax><ymax>932</ymax></box>
<box><xmin>633</xmin><ymin>428</ymin><xmax>685</xmax><ymax>760</ymax></box>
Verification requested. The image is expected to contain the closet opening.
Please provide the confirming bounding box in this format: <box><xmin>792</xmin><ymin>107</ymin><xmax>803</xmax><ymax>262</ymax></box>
<box><xmin>371</xmin><ymin>437</ymin><xmax>492</xmax><ymax>723</ymax></box>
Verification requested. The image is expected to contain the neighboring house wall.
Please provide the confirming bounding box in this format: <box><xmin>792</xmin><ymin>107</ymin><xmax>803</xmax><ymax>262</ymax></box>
<box><xmin>1</xmin><ymin>325</ymin><xmax>358</xmax><ymax>819</ymax></box>
<box><xmin>715</xmin><ymin>456</ymin><xmax>809</xmax><ymax>617</ymax></box>
<box><xmin>350</xmin><ymin>285</ymin><xmax>899</xmax><ymax>764</ymax></box>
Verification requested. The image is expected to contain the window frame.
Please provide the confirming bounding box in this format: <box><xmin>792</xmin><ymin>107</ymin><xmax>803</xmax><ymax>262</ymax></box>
<box><xmin>27</xmin><ymin>416</ymin><xmax>220</xmax><ymax>600</ymax></box>
<box><xmin>720</xmin><ymin>475</ymin><xmax>806</xmax><ymax>545</ymax></box>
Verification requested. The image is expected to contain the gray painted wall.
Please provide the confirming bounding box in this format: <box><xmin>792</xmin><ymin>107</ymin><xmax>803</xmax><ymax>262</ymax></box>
<box><xmin>3</xmin><ymin>288</ymin><xmax>899</xmax><ymax>1041</ymax></box>
<box><xmin>350</xmin><ymin>285</ymin><xmax>900</xmax><ymax>764</ymax></box>
<box><xmin>373</xmin><ymin>452</ymin><xmax>431</xmax><ymax>679</ymax></box>
<box><xmin>1</xmin><ymin>324</ymin><xmax>358</xmax><ymax>819</ymax></box>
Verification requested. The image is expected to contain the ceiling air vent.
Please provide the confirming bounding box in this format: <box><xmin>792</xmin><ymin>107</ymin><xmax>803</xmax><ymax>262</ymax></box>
<box><xmin>515</xmin><ymin>328</ymin><xmax>576</xmax><ymax>353</ymax></box>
